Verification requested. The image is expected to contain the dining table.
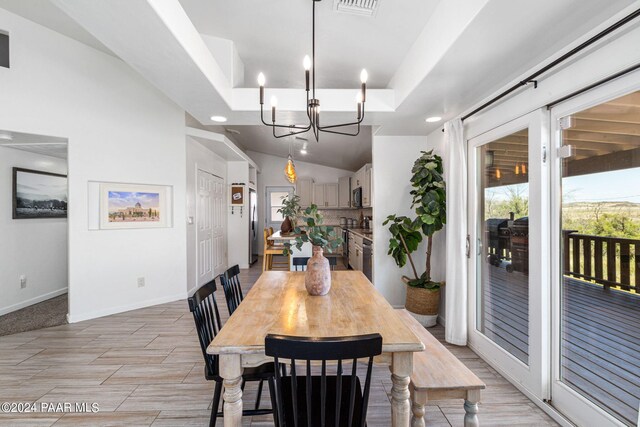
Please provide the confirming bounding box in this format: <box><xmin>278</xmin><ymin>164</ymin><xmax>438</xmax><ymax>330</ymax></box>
<box><xmin>207</xmin><ymin>270</ymin><xmax>425</xmax><ymax>426</ymax></box>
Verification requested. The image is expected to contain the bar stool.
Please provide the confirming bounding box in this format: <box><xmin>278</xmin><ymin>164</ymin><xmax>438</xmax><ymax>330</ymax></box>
<box><xmin>263</xmin><ymin>228</ymin><xmax>290</xmax><ymax>271</ymax></box>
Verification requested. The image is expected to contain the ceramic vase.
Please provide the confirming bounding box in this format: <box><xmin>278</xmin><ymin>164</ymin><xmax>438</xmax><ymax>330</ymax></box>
<box><xmin>280</xmin><ymin>217</ymin><xmax>293</xmax><ymax>234</ymax></box>
<box><xmin>305</xmin><ymin>245</ymin><xmax>331</xmax><ymax>296</ymax></box>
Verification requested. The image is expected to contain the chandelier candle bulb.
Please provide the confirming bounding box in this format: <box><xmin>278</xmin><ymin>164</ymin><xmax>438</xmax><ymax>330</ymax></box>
<box><xmin>271</xmin><ymin>96</ymin><xmax>277</xmax><ymax>122</ymax></box>
<box><xmin>258</xmin><ymin>73</ymin><xmax>265</xmax><ymax>104</ymax></box>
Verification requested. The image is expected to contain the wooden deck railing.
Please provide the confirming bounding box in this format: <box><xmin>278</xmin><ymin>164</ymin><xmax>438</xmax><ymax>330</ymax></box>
<box><xmin>564</xmin><ymin>232</ymin><xmax>640</xmax><ymax>293</ymax></box>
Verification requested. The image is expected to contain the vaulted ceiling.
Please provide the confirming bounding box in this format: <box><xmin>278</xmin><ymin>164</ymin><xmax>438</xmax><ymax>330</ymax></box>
<box><xmin>0</xmin><ymin>0</ymin><xmax>636</xmax><ymax>169</ymax></box>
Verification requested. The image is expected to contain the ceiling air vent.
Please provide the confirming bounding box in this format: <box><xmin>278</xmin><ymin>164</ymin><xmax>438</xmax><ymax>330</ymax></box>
<box><xmin>334</xmin><ymin>0</ymin><xmax>379</xmax><ymax>17</ymax></box>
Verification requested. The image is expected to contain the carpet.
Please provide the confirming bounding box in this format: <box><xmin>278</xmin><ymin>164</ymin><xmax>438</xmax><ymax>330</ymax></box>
<box><xmin>0</xmin><ymin>294</ymin><xmax>68</xmax><ymax>336</ymax></box>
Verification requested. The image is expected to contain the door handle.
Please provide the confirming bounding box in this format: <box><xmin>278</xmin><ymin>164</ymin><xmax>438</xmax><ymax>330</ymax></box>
<box><xmin>466</xmin><ymin>235</ymin><xmax>471</xmax><ymax>258</ymax></box>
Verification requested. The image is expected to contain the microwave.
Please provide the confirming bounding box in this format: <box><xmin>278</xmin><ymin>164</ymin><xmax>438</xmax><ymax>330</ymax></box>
<box><xmin>352</xmin><ymin>187</ymin><xmax>362</xmax><ymax>208</ymax></box>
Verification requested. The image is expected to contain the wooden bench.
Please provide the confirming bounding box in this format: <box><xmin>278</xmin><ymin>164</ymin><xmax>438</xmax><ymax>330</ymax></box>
<box><xmin>396</xmin><ymin>309</ymin><xmax>486</xmax><ymax>427</ymax></box>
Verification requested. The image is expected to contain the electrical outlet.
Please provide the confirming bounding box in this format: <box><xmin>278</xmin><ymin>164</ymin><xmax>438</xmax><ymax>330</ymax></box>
<box><xmin>137</xmin><ymin>277</ymin><xmax>145</xmax><ymax>288</ymax></box>
<box><xmin>20</xmin><ymin>275</ymin><xmax>27</xmax><ymax>288</ymax></box>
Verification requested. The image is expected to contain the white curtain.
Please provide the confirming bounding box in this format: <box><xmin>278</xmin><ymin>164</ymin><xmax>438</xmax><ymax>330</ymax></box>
<box><xmin>444</xmin><ymin>119</ymin><xmax>468</xmax><ymax>345</ymax></box>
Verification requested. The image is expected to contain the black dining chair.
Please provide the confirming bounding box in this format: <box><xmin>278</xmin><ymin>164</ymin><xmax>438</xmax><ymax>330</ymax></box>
<box><xmin>292</xmin><ymin>256</ymin><xmax>338</xmax><ymax>271</ymax></box>
<box><xmin>188</xmin><ymin>279</ymin><xmax>276</xmax><ymax>427</ymax></box>
<box><xmin>265</xmin><ymin>333</ymin><xmax>383</xmax><ymax>427</ymax></box>
<box><xmin>219</xmin><ymin>264</ymin><xmax>243</xmax><ymax>315</ymax></box>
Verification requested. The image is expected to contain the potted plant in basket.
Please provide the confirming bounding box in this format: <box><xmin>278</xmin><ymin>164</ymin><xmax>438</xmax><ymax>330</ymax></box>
<box><xmin>283</xmin><ymin>204</ymin><xmax>343</xmax><ymax>296</ymax></box>
<box><xmin>383</xmin><ymin>150</ymin><xmax>446</xmax><ymax>327</ymax></box>
<box><xmin>277</xmin><ymin>194</ymin><xmax>302</xmax><ymax>234</ymax></box>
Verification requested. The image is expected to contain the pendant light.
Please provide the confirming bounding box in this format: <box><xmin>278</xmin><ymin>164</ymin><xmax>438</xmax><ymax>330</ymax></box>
<box><xmin>284</xmin><ymin>144</ymin><xmax>297</xmax><ymax>183</ymax></box>
<box><xmin>495</xmin><ymin>168</ymin><xmax>502</xmax><ymax>180</ymax></box>
<box><xmin>515</xmin><ymin>163</ymin><xmax>520</xmax><ymax>175</ymax></box>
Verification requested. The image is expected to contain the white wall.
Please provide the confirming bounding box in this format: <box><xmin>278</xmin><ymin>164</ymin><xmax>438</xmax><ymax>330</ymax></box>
<box><xmin>0</xmin><ymin>147</ymin><xmax>68</xmax><ymax>315</ymax></box>
<box><xmin>372</xmin><ymin>135</ymin><xmax>446</xmax><ymax>308</ymax></box>
<box><xmin>185</xmin><ymin>137</ymin><xmax>227</xmax><ymax>294</ymax></box>
<box><xmin>247</xmin><ymin>150</ymin><xmax>356</xmax><ymax>254</ymax></box>
<box><xmin>0</xmin><ymin>9</ymin><xmax>187</xmax><ymax>322</ymax></box>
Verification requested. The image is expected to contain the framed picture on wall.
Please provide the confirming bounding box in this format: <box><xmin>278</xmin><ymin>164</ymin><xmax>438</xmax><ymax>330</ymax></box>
<box><xmin>99</xmin><ymin>183</ymin><xmax>172</xmax><ymax>229</ymax></box>
<box><xmin>12</xmin><ymin>167</ymin><xmax>68</xmax><ymax>219</ymax></box>
<box><xmin>230</xmin><ymin>185</ymin><xmax>245</xmax><ymax>206</ymax></box>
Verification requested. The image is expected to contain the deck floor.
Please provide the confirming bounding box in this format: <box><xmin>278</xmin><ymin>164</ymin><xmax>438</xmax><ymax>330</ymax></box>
<box><xmin>480</xmin><ymin>264</ymin><xmax>640</xmax><ymax>426</ymax></box>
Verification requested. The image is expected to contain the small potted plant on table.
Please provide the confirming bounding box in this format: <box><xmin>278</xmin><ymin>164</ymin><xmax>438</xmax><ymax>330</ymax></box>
<box><xmin>383</xmin><ymin>150</ymin><xmax>446</xmax><ymax>327</ymax></box>
<box><xmin>283</xmin><ymin>205</ymin><xmax>343</xmax><ymax>296</ymax></box>
<box><xmin>277</xmin><ymin>194</ymin><xmax>302</xmax><ymax>234</ymax></box>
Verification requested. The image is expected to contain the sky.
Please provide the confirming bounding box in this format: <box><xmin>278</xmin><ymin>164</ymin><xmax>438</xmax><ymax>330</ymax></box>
<box><xmin>486</xmin><ymin>167</ymin><xmax>640</xmax><ymax>204</ymax></box>
<box><xmin>108</xmin><ymin>192</ymin><xmax>160</xmax><ymax>209</ymax></box>
<box><xmin>16</xmin><ymin>171</ymin><xmax>67</xmax><ymax>201</ymax></box>
<box><xmin>563</xmin><ymin>168</ymin><xmax>640</xmax><ymax>204</ymax></box>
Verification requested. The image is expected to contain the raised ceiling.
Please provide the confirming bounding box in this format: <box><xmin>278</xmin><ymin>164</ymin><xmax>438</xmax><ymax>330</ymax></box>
<box><xmin>2</xmin><ymin>0</ymin><xmax>636</xmax><ymax>170</ymax></box>
<box><xmin>178</xmin><ymin>0</ymin><xmax>440</xmax><ymax>89</ymax></box>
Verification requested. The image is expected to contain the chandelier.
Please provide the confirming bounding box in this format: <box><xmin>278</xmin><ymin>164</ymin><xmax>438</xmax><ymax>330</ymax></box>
<box><xmin>257</xmin><ymin>0</ymin><xmax>367</xmax><ymax>142</ymax></box>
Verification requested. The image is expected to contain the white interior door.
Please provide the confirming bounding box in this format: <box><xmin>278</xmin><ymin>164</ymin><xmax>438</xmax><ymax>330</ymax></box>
<box><xmin>197</xmin><ymin>170</ymin><xmax>225</xmax><ymax>287</ymax></box>
<box><xmin>467</xmin><ymin>111</ymin><xmax>549</xmax><ymax>399</ymax></box>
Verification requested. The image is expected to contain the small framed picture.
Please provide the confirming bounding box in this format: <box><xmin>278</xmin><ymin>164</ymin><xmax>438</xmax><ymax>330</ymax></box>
<box><xmin>231</xmin><ymin>185</ymin><xmax>244</xmax><ymax>206</ymax></box>
<box><xmin>13</xmin><ymin>168</ymin><xmax>68</xmax><ymax>219</ymax></box>
<box><xmin>99</xmin><ymin>183</ymin><xmax>171</xmax><ymax>229</ymax></box>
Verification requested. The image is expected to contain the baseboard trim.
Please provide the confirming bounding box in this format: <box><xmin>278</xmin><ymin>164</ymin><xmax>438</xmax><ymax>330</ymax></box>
<box><xmin>0</xmin><ymin>287</ymin><xmax>68</xmax><ymax>316</ymax></box>
<box><xmin>68</xmin><ymin>291</ymin><xmax>187</xmax><ymax>323</ymax></box>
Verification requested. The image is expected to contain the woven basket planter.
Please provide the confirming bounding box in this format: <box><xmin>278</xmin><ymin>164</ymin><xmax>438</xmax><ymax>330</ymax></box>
<box><xmin>402</xmin><ymin>276</ymin><xmax>442</xmax><ymax>327</ymax></box>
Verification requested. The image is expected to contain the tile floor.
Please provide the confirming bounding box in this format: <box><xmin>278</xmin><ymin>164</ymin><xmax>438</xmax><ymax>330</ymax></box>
<box><xmin>0</xmin><ymin>261</ymin><xmax>558</xmax><ymax>426</ymax></box>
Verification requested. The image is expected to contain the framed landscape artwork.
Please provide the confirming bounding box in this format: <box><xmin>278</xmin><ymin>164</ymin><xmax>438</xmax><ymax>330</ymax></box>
<box><xmin>13</xmin><ymin>168</ymin><xmax>68</xmax><ymax>219</ymax></box>
<box><xmin>99</xmin><ymin>183</ymin><xmax>171</xmax><ymax>229</ymax></box>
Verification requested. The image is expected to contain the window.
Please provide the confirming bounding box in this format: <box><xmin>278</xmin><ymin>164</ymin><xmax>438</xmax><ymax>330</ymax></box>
<box><xmin>266</xmin><ymin>186</ymin><xmax>294</xmax><ymax>228</ymax></box>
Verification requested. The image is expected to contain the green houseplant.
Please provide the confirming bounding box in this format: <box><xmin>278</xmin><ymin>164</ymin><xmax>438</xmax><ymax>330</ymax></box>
<box><xmin>383</xmin><ymin>150</ymin><xmax>446</xmax><ymax>326</ymax></box>
<box><xmin>276</xmin><ymin>194</ymin><xmax>302</xmax><ymax>234</ymax></box>
<box><xmin>283</xmin><ymin>205</ymin><xmax>343</xmax><ymax>295</ymax></box>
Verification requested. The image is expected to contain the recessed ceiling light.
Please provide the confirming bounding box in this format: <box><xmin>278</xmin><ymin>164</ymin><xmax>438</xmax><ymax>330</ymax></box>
<box><xmin>211</xmin><ymin>115</ymin><xmax>227</xmax><ymax>123</ymax></box>
<box><xmin>0</xmin><ymin>131</ymin><xmax>12</xmax><ymax>141</ymax></box>
<box><xmin>300</xmin><ymin>149</ymin><xmax>307</xmax><ymax>155</ymax></box>
<box><xmin>425</xmin><ymin>116</ymin><xmax>442</xmax><ymax>123</ymax></box>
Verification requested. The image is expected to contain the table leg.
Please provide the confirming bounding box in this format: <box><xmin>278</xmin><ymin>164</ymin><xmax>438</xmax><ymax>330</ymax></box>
<box><xmin>464</xmin><ymin>389</ymin><xmax>481</xmax><ymax>427</ymax></box>
<box><xmin>410</xmin><ymin>385</ymin><xmax>427</xmax><ymax>427</ymax></box>
<box><xmin>390</xmin><ymin>352</ymin><xmax>412</xmax><ymax>426</ymax></box>
<box><xmin>220</xmin><ymin>354</ymin><xmax>243</xmax><ymax>427</ymax></box>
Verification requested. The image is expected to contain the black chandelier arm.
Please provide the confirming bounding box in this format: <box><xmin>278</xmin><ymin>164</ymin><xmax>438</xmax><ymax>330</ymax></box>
<box><xmin>271</xmin><ymin>125</ymin><xmax>313</xmax><ymax>139</ymax></box>
<box><xmin>315</xmin><ymin>103</ymin><xmax>365</xmax><ymax>130</ymax></box>
<box><xmin>260</xmin><ymin>105</ymin><xmax>312</xmax><ymax>131</ymax></box>
<box><xmin>317</xmin><ymin>123</ymin><xmax>361</xmax><ymax>137</ymax></box>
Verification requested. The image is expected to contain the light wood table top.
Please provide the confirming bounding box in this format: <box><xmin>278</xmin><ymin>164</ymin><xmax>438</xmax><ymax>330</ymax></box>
<box><xmin>208</xmin><ymin>271</ymin><xmax>424</xmax><ymax>355</ymax></box>
<box><xmin>267</xmin><ymin>230</ymin><xmax>298</xmax><ymax>242</ymax></box>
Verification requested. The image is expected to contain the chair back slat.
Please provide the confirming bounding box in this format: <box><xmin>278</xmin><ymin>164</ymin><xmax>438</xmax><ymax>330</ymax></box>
<box><xmin>290</xmin><ymin>360</ymin><xmax>299</xmax><ymax>425</ymax></box>
<box><xmin>334</xmin><ymin>360</ymin><xmax>342</xmax><ymax>426</ymax></box>
<box><xmin>187</xmin><ymin>279</ymin><xmax>223</xmax><ymax>378</ymax></box>
<box><xmin>348</xmin><ymin>359</ymin><xmax>357</xmax><ymax>426</ymax></box>
<box><xmin>292</xmin><ymin>256</ymin><xmax>338</xmax><ymax>271</ymax></box>
<box><xmin>220</xmin><ymin>265</ymin><xmax>244</xmax><ymax>315</ymax></box>
<box><xmin>265</xmin><ymin>334</ymin><xmax>382</xmax><ymax>427</ymax></box>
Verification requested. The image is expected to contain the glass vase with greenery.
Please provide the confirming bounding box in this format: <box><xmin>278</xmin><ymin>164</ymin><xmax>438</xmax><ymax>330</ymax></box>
<box><xmin>383</xmin><ymin>150</ymin><xmax>446</xmax><ymax>289</ymax></box>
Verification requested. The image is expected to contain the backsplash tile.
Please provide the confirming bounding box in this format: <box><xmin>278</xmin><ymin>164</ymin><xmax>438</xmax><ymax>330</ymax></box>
<box><xmin>296</xmin><ymin>208</ymin><xmax>372</xmax><ymax>226</ymax></box>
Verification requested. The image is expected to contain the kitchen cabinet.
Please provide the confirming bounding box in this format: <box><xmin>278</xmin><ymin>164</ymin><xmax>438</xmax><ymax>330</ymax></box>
<box><xmin>338</xmin><ymin>176</ymin><xmax>351</xmax><ymax>208</ymax></box>
<box><xmin>363</xmin><ymin>168</ymin><xmax>372</xmax><ymax>207</ymax></box>
<box><xmin>296</xmin><ymin>178</ymin><xmax>314</xmax><ymax>207</ymax></box>
<box><xmin>348</xmin><ymin>232</ymin><xmax>364</xmax><ymax>271</ymax></box>
<box><xmin>312</xmin><ymin>183</ymin><xmax>339</xmax><ymax>208</ymax></box>
<box><xmin>313</xmin><ymin>183</ymin><xmax>325</xmax><ymax>207</ymax></box>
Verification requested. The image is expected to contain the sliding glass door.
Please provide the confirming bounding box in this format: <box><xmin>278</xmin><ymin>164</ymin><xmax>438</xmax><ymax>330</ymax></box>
<box><xmin>551</xmin><ymin>83</ymin><xmax>640</xmax><ymax>427</ymax></box>
<box><xmin>467</xmin><ymin>111</ymin><xmax>548</xmax><ymax>397</ymax></box>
